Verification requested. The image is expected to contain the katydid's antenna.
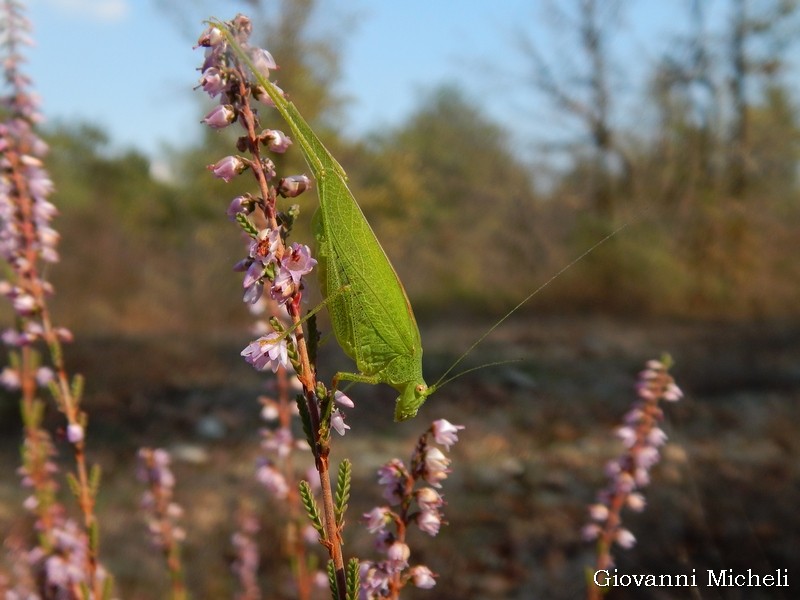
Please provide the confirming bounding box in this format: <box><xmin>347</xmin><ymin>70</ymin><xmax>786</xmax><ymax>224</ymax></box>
<box><xmin>432</xmin><ymin>220</ymin><xmax>633</xmax><ymax>388</ymax></box>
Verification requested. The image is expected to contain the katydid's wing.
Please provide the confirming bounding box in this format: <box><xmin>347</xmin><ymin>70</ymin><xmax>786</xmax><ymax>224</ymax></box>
<box><xmin>316</xmin><ymin>175</ymin><xmax>421</xmax><ymax>372</ymax></box>
<box><xmin>243</xmin><ymin>48</ymin><xmax>422</xmax><ymax>369</ymax></box>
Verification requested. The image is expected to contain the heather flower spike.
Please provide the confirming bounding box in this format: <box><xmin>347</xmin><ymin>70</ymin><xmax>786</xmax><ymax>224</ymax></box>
<box><xmin>2</xmin><ymin>1</ymin><xmax>110</xmax><ymax>594</ymax></box>
<box><xmin>586</xmin><ymin>357</ymin><xmax>682</xmax><ymax>598</ymax></box>
<box><xmin>195</xmin><ymin>15</ymin><xmax>350</xmax><ymax>594</ymax></box>
<box><xmin>359</xmin><ymin>420</ymin><xmax>463</xmax><ymax>596</ymax></box>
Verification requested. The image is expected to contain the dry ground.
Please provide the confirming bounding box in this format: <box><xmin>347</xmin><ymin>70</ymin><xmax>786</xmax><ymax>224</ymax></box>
<box><xmin>2</xmin><ymin>315</ymin><xmax>799</xmax><ymax>599</ymax></box>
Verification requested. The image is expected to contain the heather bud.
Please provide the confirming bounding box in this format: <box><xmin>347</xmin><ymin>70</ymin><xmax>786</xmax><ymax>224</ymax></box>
<box><xmin>209</xmin><ymin>156</ymin><xmax>247</xmax><ymax>182</ymax></box>
<box><xmin>277</xmin><ymin>174</ymin><xmax>312</xmax><ymax>198</ymax></box>
<box><xmin>196</xmin><ymin>26</ymin><xmax>224</xmax><ymax>48</ymax></box>
<box><xmin>260</xmin><ymin>129</ymin><xmax>292</xmax><ymax>153</ymax></box>
<box><xmin>66</xmin><ymin>423</ymin><xmax>84</xmax><ymax>444</ymax></box>
<box><xmin>202</xmin><ymin>104</ymin><xmax>236</xmax><ymax>129</ymax></box>
<box><xmin>409</xmin><ymin>565</ymin><xmax>436</xmax><ymax>589</ymax></box>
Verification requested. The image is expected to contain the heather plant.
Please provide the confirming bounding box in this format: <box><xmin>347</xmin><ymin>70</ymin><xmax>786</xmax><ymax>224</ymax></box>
<box><xmin>137</xmin><ymin>448</ymin><xmax>187</xmax><ymax>600</ymax></box>
<box><xmin>0</xmin><ymin>1</ymin><xmax>111</xmax><ymax>597</ymax></box>
<box><xmin>583</xmin><ymin>356</ymin><xmax>683</xmax><ymax>599</ymax></box>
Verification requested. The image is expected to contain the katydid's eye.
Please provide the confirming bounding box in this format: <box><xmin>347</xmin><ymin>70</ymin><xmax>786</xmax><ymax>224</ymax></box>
<box><xmin>415</xmin><ymin>384</ymin><xmax>426</xmax><ymax>395</ymax></box>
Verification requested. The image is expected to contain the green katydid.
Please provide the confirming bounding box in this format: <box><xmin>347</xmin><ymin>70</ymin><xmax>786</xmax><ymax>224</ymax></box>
<box><xmin>224</xmin><ymin>25</ymin><xmax>627</xmax><ymax>421</ymax></box>
<box><xmin>221</xmin><ymin>29</ymin><xmax>434</xmax><ymax>420</ymax></box>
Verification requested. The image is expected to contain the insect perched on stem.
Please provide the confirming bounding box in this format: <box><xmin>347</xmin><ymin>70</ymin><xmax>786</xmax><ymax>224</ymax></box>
<box><xmin>221</xmin><ymin>22</ymin><xmax>626</xmax><ymax>421</ymax></box>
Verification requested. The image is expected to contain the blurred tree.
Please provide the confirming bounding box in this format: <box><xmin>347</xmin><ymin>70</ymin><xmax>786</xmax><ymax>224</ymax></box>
<box><xmin>725</xmin><ymin>0</ymin><xmax>800</xmax><ymax>197</ymax></box>
<box><xmin>641</xmin><ymin>0</ymin><xmax>800</xmax><ymax>314</ymax></box>
<box><xmin>517</xmin><ymin>0</ymin><xmax>631</xmax><ymax>218</ymax></box>
<box><xmin>648</xmin><ymin>0</ymin><xmax>721</xmax><ymax>210</ymax></box>
<box><xmin>346</xmin><ymin>85</ymin><xmax>542</xmax><ymax>312</ymax></box>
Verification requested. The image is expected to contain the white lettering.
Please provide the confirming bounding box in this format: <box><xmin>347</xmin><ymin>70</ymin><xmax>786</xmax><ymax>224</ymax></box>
<box><xmin>594</xmin><ymin>570</ymin><xmax>610</xmax><ymax>587</ymax></box>
<box><xmin>708</xmin><ymin>570</ymin><xmax>727</xmax><ymax>586</ymax></box>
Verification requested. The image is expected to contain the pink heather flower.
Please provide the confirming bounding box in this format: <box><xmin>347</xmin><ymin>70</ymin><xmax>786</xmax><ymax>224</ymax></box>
<box><xmin>260</xmin><ymin>157</ymin><xmax>277</xmax><ymax>180</ymax></box>
<box><xmin>66</xmin><ymin>423</ymin><xmax>84</xmax><ymax>444</ymax></box>
<box><xmin>615</xmin><ymin>471</ymin><xmax>636</xmax><ymax>494</ymax></box>
<box><xmin>363</xmin><ymin>507</ymin><xmax>392</xmax><ymax>534</ymax></box>
<box><xmin>261</xmin><ymin>129</ymin><xmax>292</xmax><ymax>153</ymax></box>
<box><xmin>386</xmin><ymin>541</ymin><xmax>410</xmax><ymax>568</ymax></box>
<box><xmin>331</xmin><ymin>409</ymin><xmax>350</xmax><ymax>436</ymax></box>
<box><xmin>615</xmin><ymin>425</ymin><xmax>637</xmax><ymax>448</ymax></box>
<box><xmin>663</xmin><ymin>383</ymin><xmax>683</xmax><ymax>401</ymax></box>
<box><xmin>261</xmin><ymin>427</ymin><xmax>294</xmax><ymax>459</ymax></box>
<box><xmin>260</xmin><ymin>398</ymin><xmax>279</xmax><ymax>421</ymax></box>
<box><xmin>421</xmin><ymin>447</ymin><xmax>450</xmax><ymax>488</ymax></box>
<box><xmin>269</xmin><ymin>266</ymin><xmax>296</xmax><ymax>305</ymax></box>
<box><xmin>243</xmin><ymin>279</ymin><xmax>264</xmax><ymax>304</ymax></box>
<box><xmin>249</xmin><ymin>48</ymin><xmax>277</xmax><ymax>76</ymax></box>
<box><xmin>334</xmin><ymin>390</ymin><xmax>354</xmax><ymax>408</ymax></box>
<box><xmin>13</xmin><ymin>293</ymin><xmax>37</xmax><ymax>315</ymax></box>
<box><xmin>23</xmin><ymin>494</ymin><xmax>38</xmax><ymax>511</ymax></box>
<box><xmin>282</xmin><ymin>243</ymin><xmax>317</xmax><ymax>283</ymax></box>
<box><xmin>196</xmin><ymin>26</ymin><xmax>224</xmax><ymax>48</ymax></box>
<box><xmin>360</xmin><ymin>562</ymin><xmax>391</xmax><ymax>598</ymax></box>
<box><xmin>241</xmin><ymin>332</ymin><xmax>291</xmax><ymax>372</ymax></box>
<box><xmin>633</xmin><ymin>467</ymin><xmax>650</xmax><ymax>487</ymax></box>
<box><xmin>588</xmin><ymin>503</ymin><xmax>609</xmax><ymax>522</ymax></box>
<box><xmin>377</xmin><ymin>459</ymin><xmax>408</xmax><ymax>505</ymax></box>
<box><xmin>312</xmin><ymin>570</ymin><xmax>329</xmax><ymax>589</ymax></box>
<box><xmin>0</xmin><ymin>367</ymin><xmax>20</xmax><ymax>390</ymax></box>
<box><xmin>256</xmin><ymin>462</ymin><xmax>289</xmax><ymax>499</ymax></box>
<box><xmin>416</xmin><ymin>508</ymin><xmax>442</xmax><ymax>536</ymax></box>
<box><xmin>431</xmin><ymin>419</ymin><xmax>465</xmax><ymax>450</ymax></box>
<box><xmin>636</xmin><ymin>446</ymin><xmax>660</xmax><ymax>469</ymax></box>
<box><xmin>35</xmin><ymin>366</ymin><xmax>54</xmax><ymax>386</ymax></box>
<box><xmin>277</xmin><ymin>174</ymin><xmax>312</xmax><ymax>198</ymax></box>
<box><xmin>616</xmin><ymin>528</ymin><xmax>636</xmax><ymax>549</ymax></box>
<box><xmin>409</xmin><ymin>565</ymin><xmax>436</xmax><ymax>589</ymax></box>
<box><xmin>582</xmin><ymin>523</ymin><xmax>601</xmax><ymax>541</ymax></box>
<box><xmin>227</xmin><ymin>195</ymin><xmax>253</xmax><ymax>220</ymax></box>
<box><xmin>54</xmin><ymin>326</ymin><xmax>73</xmax><ymax>342</ymax></box>
<box><xmin>626</xmin><ymin>492</ymin><xmax>646</xmax><ymax>512</ymax></box>
<box><xmin>415</xmin><ymin>486</ymin><xmax>443</xmax><ymax>512</ymax></box>
<box><xmin>243</xmin><ymin>261</ymin><xmax>265</xmax><ymax>291</ymax></box>
<box><xmin>202</xmin><ymin>104</ymin><xmax>236</xmax><ymax>129</ymax></box>
<box><xmin>249</xmin><ymin>228</ymin><xmax>280</xmax><ymax>264</ymax></box>
<box><xmin>198</xmin><ymin>67</ymin><xmax>226</xmax><ymax>97</ymax></box>
<box><xmin>208</xmin><ymin>155</ymin><xmax>246</xmax><ymax>182</ymax></box>
<box><xmin>302</xmin><ymin>524</ymin><xmax>320</xmax><ymax>545</ymax></box>
<box><xmin>647</xmin><ymin>427</ymin><xmax>668</xmax><ymax>447</ymax></box>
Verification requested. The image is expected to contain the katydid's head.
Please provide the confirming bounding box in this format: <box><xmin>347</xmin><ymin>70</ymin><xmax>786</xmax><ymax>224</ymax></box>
<box><xmin>394</xmin><ymin>380</ymin><xmax>436</xmax><ymax>422</ymax></box>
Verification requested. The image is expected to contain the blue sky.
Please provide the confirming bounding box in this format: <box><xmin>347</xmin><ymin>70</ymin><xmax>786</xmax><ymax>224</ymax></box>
<box><xmin>20</xmin><ymin>0</ymin><xmax>692</xmax><ymax>162</ymax></box>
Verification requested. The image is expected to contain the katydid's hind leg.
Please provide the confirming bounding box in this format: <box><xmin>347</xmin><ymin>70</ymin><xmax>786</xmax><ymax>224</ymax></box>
<box><xmin>333</xmin><ymin>370</ymin><xmax>381</xmax><ymax>390</ymax></box>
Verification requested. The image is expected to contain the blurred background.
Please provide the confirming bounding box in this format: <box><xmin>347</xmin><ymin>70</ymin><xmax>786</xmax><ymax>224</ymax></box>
<box><xmin>1</xmin><ymin>0</ymin><xmax>799</xmax><ymax>598</ymax></box>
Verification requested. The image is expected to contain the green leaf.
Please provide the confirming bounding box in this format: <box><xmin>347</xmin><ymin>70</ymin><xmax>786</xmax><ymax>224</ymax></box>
<box><xmin>89</xmin><ymin>520</ymin><xmax>100</xmax><ymax>553</ymax></box>
<box><xmin>295</xmin><ymin>393</ymin><xmax>314</xmax><ymax>450</ymax></box>
<box><xmin>102</xmin><ymin>574</ymin><xmax>115</xmax><ymax>600</ymax></box>
<box><xmin>346</xmin><ymin>557</ymin><xmax>360</xmax><ymax>600</ymax></box>
<box><xmin>334</xmin><ymin>459</ymin><xmax>351</xmax><ymax>529</ymax></box>
<box><xmin>66</xmin><ymin>472</ymin><xmax>80</xmax><ymax>498</ymax></box>
<box><xmin>71</xmin><ymin>374</ymin><xmax>85</xmax><ymax>403</ymax></box>
<box><xmin>89</xmin><ymin>463</ymin><xmax>102</xmax><ymax>498</ymax></box>
<box><xmin>299</xmin><ymin>480</ymin><xmax>325</xmax><ymax>538</ymax></box>
<box><xmin>327</xmin><ymin>559</ymin><xmax>338</xmax><ymax>600</ymax></box>
<box><xmin>235</xmin><ymin>212</ymin><xmax>259</xmax><ymax>237</ymax></box>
